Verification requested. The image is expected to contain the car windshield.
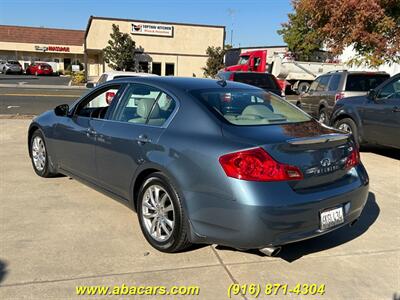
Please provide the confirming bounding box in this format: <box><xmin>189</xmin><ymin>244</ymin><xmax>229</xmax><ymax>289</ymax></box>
<box><xmin>191</xmin><ymin>88</ymin><xmax>311</xmax><ymax>126</ymax></box>
<box><xmin>238</xmin><ymin>56</ymin><xmax>250</xmax><ymax>65</ymax></box>
<box><xmin>233</xmin><ymin>73</ymin><xmax>279</xmax><ymax>90</ymax></box>
<box><xmin>345</xmin><ymin>74</ymin><xmax>390</xmax><ymax>91</ymax></box>
<box><xmin>8</xmin><ymin>61</ymin><xmax>19</xmax><ymax>64</ymax></box>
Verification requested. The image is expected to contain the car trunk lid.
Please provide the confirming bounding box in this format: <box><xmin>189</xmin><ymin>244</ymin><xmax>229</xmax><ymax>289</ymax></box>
<box><xmin>222</xmin><ymin>120</ymin><xmax>356</xmax><ymax>190</ymax></box>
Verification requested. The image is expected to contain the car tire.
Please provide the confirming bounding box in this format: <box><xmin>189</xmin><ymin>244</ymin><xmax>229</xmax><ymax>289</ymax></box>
<box><xmin>30</xmin><ymin>129</ymin><xmax>57</xmax><ymax>177</ymax></box>
<box><xmin>318</xmin><ymin>108</ymin><xmax>329</xmax><ymax>125</ymax></box>
<box><xmin>334</xmin><ymin>118</ymin><xmax>360</xmax><ymax>145</ymax></box>
<box><xmin>137</xmin><ymin>172</ymin><xmax>192</xmax><ymax>253</ymax></box>
<box><xmin>297</xmin><ymin>81</ymin><xmax>310</xmax><ymax>94</ymax></box>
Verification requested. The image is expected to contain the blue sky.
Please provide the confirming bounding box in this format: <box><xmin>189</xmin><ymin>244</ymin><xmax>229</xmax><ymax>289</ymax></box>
<box><xmin>0</xmin><ymin>0</ymin><xmax>292</xmax><ymax>47</ymax></box>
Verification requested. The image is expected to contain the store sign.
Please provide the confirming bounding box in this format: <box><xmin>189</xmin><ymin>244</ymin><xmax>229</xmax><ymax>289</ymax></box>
<box><xmin>34</xmin><ymin>45</ymin><xmax>70</xmax><ymax>52</ymax></box>
<box><xmin>131</xmin><ymin>22</ymin><xmax>173</xmax><ymax>37</ymax></box>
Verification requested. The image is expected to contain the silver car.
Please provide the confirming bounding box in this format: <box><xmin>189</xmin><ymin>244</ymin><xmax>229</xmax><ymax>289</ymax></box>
<box><xmin>299</xmin><ymin>71</ymin><xmax>390</xmax><ymax>124</ymax></box>
<box><xmin>0</xmin><ymin>60</ymin><xmax>23</xmax><ymax>74</ymax></box>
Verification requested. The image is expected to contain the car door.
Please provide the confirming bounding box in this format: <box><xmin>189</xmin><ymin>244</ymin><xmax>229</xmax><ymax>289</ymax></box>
<box><xmin>54</xmin><ymin>84</ymin><xmax>124</xmax><ymax>182</ymax></box>
<box><xmin>361</xmin><ymin>76</ymin><xmax>400</xmax><ymax>148</ymax></box>
<box><xmin>94</xmin><ymin>83</ymin><xmax>178</xmax><ymax>199</ymax></box>
<box><xmin>299</xmin><ymin>77</ymin><xmax>321</xmax><ymax>115</ymax></box>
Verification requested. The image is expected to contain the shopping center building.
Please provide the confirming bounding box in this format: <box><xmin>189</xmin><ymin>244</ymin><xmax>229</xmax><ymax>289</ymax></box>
<box><xmin>0</xmin><ymin>16</ymin><xmax>225</xmax><ymax>78</ymax></box>
<box><xmin>0</xmin><ymin>25</ymin><xmax>85</xmax><ymax>72</ymax></box>
<box><xmin>84</xmin><ymin>16</ymin><xmax>225</xmax><ymax>78</ymax></box>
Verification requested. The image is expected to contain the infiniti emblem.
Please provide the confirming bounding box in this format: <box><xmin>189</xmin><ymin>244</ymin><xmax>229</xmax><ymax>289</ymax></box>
<box><xmin>320</xmin><ymin>158</ymin><xmax>331</xmax><ymax>167</ymax></box>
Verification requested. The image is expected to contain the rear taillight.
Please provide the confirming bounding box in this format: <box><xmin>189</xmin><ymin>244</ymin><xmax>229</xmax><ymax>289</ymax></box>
<box><xmin>228</xmin><ymin>73</ymin><xmax>234</xmax><ymax>81</ymax></box>
<box><xmin>219</xmin><ymin>147</ymin><xmax>303</xmax><ymax>181</ymax></box>
<box><xmin>345</xmin><ymin>146</ymin><xmax>360</xmax><ymax>170</ymax></box>
<box><xmin>335</xmin><ymin>92</ymin><xmax>345</xmax><ymax>102</ymax></box>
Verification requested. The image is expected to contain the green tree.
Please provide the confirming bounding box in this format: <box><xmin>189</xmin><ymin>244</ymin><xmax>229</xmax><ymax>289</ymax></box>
<box><xmin>103</xmin><ymin>24</ymin><xmax>140</xmax><ymax>71</ymax></box>
<box><xmin>277</xmin><ymin>3</ymin><xmax>323</xmax><ymax>61</ymax></box>
<box><xmin>279</xmin><ymin>0</ymin><xmax>400</xmax><ymax>66</ymax></box>
<box><xmin>203</xmin><ymin>46</ymin><xmax>230</xmax><ymax>78</ymax></box>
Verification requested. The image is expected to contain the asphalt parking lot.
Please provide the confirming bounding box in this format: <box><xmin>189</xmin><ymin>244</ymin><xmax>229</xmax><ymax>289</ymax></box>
<box><xmin>0</xmin><ymin>74</ymin><xmax>71</xmax><ymax>86</ymax></box>
<box><xmin>0</xmin><ymin>119</ymin><xmax>399</xmax><ymax>299</ymax></box>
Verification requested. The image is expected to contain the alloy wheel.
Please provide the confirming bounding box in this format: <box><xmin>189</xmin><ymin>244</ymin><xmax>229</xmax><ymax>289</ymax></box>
<box><xmin>338</xmin><ymin>123</ymin><xmax>352</xmax><ymax>134</ymax></box>
<box><xmin>319</xmin><ymin>112</ymin><xmax>327</xmax><ymax>124</ymax></box>
<box><xmin>141</xmin><ymin>185</ymin><xmax>175</xmax><ymax>242</ymax></box>
<box><xmin>32</xmin><ymin>136</ymin><xmax>46</xmax><ymax>171</ymax></box>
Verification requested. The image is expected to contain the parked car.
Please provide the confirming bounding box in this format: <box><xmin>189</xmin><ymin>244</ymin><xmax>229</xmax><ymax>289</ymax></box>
<box><xmin>299</xmin><ymin>71</ymin><xmax>390</xmax><ymax>124</ymax></box>
<box><xmin>0</xmin><ymin>60</ymin><xmax>23</xmax><ymax>74</ymax></box>
<box><xmin>25</xmin><ymin>62</ymin><xmax>53</xmax><ymax>76</ymax></box>
<box><xmin>331</xmin><ymin>73</ymin><xmax>400</xmax><ymax>149</ymax></box>
<box><xmin>217</xmin><ymin>71</ymin><xmax>284</xmax><ymax>97</ymax></box>
<box><xmin>86</xmin><ymin>71</ymin><xmax>159</xmax><ymax>88</ymax></box>
<box><xmin>28</xmin><ymin>77</ymin><xmax>369</xmax><ymax>255</ymax></box>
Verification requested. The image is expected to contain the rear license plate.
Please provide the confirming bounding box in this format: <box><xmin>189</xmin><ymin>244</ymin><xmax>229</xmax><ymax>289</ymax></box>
<box><xmin>320</xmin><ymin>206</ymin><xmax>344</xmax><ymax>230</ymax></box>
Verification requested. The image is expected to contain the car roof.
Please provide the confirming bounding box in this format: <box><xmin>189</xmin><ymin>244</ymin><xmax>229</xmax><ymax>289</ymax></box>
<box><xmin>325</xmin><ymin>70</ymin><xmax>389</xmax><ymax>75</ymax></box>
<box><xmin>219</xmin><ymin>71</ymin><xmax>274</xmax><ymax>76</ymax></box>
<box><xmin>109</xmin><ymin>76</ymin><xmax>261</xmax><ymax>91</ymax></box>
<box><xmin>104</xmin><ymin>71</ymin><xmax>159</xmax><ymax>78</ymax></box>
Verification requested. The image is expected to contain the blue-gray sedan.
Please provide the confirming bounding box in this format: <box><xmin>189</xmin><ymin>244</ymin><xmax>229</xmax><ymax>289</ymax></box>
<box><xmin>28</xmin><ymin>77</ymin><xmax>369</xmax><ymax>255</ymax></box>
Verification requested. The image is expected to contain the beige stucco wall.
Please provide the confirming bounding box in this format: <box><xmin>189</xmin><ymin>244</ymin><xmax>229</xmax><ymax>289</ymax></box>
<box><xmin>0</xmin><ymin>41</ymin><xmax>83</xmax><ymax>54</ymax></box>
<box><xmin>86</xmin><ymin>18</ymin><xmax>224</xmax><ymax>77</ymax></box>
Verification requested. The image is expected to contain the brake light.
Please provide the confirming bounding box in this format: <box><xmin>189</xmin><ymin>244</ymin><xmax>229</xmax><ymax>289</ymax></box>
<box><xmin>106</xmin><ymin>92</ymin><xmax>116</xmax><ymax>105</ymax></box>
<box><xmin>219</xmin><ymin>147</ymin><xmax>303</xmax><ymax>181</ymax></box>
<box><xmin>228</xmin><ymin>73</ymin><xmax>234</xmax><ymax>81</ymax></box>
<box><xmin>345</xmin><ymin>146</ymin><xmax>360</xmax><ymax>170</ymax></box>
<box><xmin>335</xmin><ymin>92</ymin><xmax>345</xmax><ymax>102</ymax></box>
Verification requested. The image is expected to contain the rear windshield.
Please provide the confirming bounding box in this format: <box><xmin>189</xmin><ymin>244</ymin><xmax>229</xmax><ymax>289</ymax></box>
<box><xmin>345</xmin><ymin>74</ymin><xmax>389</xmax><ymax>91</ymax></box>
<box><xmin>191</xmin><ymin>88</ymin><xmax>311</xmax><ymax>126</ymax></box>
<box><xmin>233</xmin><ymin>73</ymin><xmax>279</xmax><ymax>90</ymax></box>
<box><xmin>8</xmin><ymin>61</ymin><xmax>19</xmax><ymax>64</ymax></box>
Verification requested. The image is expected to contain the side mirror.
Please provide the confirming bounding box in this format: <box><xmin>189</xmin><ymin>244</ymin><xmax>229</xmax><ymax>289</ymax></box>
<box><xmin>368</xmin><ymin>89</ymin><xmax>377</xmax><ymax>100</ymax></box>
<box><xmin>86</xmin><ymin>82</ymin><xmax>95</xmax><ymax>89</ymax></box>
<box><xmin>54</xmin><ymin>104</ymin><xmax>69</xmax><ymax>117</ymax></box>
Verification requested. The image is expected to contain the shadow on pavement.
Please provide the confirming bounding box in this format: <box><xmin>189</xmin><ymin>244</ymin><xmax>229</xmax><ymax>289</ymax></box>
<box><xmin>0</xmin><ymin>260</ymin><xmax>8</xmax><ymax>284</ymax></box>
<box><xmin>215</xmin><ymin>192</ymin><xmax>379</xmax><ymax>261</ymax></box>
<box><xmin>279</xmin><ymin>192</ymin><xmax>379</xmax><ymax>262</ymax></box>
<box><xmin>361</xmin><ymin>145</ymin><xmax>400</xmax><ymax>160</ymax></box>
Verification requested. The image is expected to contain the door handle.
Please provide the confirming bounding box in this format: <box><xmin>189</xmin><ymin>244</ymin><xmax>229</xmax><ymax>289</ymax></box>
<box><xmin>392</xmin><ymin>107</ymin><xmax>400</xmax><ymax>112</ymax></box>
<box><xmin>86</xmin><ymin>128</ymin><xmax>97</xmax><ymax>137</ymax></box>
<box><xmin>137</xmin><ymin>134</ymin><xmax>151</xmax><ymax>145</ymax></box>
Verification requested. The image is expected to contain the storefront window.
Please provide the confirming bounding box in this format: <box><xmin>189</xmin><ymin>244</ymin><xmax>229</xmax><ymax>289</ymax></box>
<box><xmin>165</xmin><ymin>63</ymin><xmax>174</xmax><ymax>76</ymax></box>
<box><xmin>152</xmin><ymin>62</ymin><xmax>161</xmax><ymax>75</ymax></box>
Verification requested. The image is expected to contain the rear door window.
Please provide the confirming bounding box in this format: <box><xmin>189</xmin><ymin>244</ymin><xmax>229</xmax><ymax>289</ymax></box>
<box><xmin>316</xmin><ymin>75</ymin><xmax>331</xmax><ymax>91</ymax></box>
<box><xmin>345</xmin><ymin>74</ymin><xmax>390</xmax><ymax>91</ymax></box>
<box><xmin>328</xmin><ymin>74</ymin><xmax>341</xmax><ymax>91</ymax></box>
<box><xmin>113</xmin><ymin>84</ymin><xmax>176</xmax><ymax>126</ymax></box>
<box><xmin>233</xmin><ymin>73</ymin><xmax>279</xmax><ymax>90</ymax></box>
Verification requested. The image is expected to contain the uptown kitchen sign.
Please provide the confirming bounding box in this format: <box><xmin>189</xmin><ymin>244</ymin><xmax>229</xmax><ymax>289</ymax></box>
<box><xmin>131</xmin><ymin>22</ymin><xmax>173</xmax><ymax>37</ymax></box>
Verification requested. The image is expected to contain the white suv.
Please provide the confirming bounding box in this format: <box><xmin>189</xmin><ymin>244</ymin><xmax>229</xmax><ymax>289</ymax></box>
<box><xmin>86</xmin><ymin>71</ymin><xmax>158</xmax><ymax>88</ymax></box>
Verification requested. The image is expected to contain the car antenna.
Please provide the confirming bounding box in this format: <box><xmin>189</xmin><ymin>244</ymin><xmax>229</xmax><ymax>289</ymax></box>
<box><xmin>217</xmin><ymin>78</ymin><xmax>227</xmax><ymax>87</ymax></box>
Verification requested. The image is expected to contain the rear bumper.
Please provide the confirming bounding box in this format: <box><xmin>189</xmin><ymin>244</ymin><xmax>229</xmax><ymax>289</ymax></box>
<box><xmin>187</xmin><ymin>164</ymin><xmax>369</xmax><ymax>249</ymax></box>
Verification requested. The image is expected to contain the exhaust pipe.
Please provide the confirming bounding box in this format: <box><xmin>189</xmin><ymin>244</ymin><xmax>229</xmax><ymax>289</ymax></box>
<box><xmin>349</xmin><ymin>218</ymin><xmax>359</xmax><ymax>227</ymax></box>
<box><xmin>259</xmin><ymin>246</ymin><xmax>281</xmax><ymax>257</ymax></box>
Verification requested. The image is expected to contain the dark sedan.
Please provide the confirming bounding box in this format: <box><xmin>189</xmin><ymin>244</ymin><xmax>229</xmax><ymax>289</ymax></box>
<box><xmin>331</xmin><ymin>73</ymin><xmax>400</xmax><ymax>149</ymax></box>
<box><xmin>28</xmin><ymin>77</ymin><xmax>369</xmax><ymax>255</ymax></box>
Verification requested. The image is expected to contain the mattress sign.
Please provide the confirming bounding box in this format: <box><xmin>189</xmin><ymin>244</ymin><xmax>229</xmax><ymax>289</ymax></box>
<box><xmin>34</xmin><ymin>45</ymin><xmax>70</xmax><ymax>52</ymax></box>
<box><xmin>131</xmin><ymin>22</ymin><xmax>173</xmax><ymax>37</ymax></box>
